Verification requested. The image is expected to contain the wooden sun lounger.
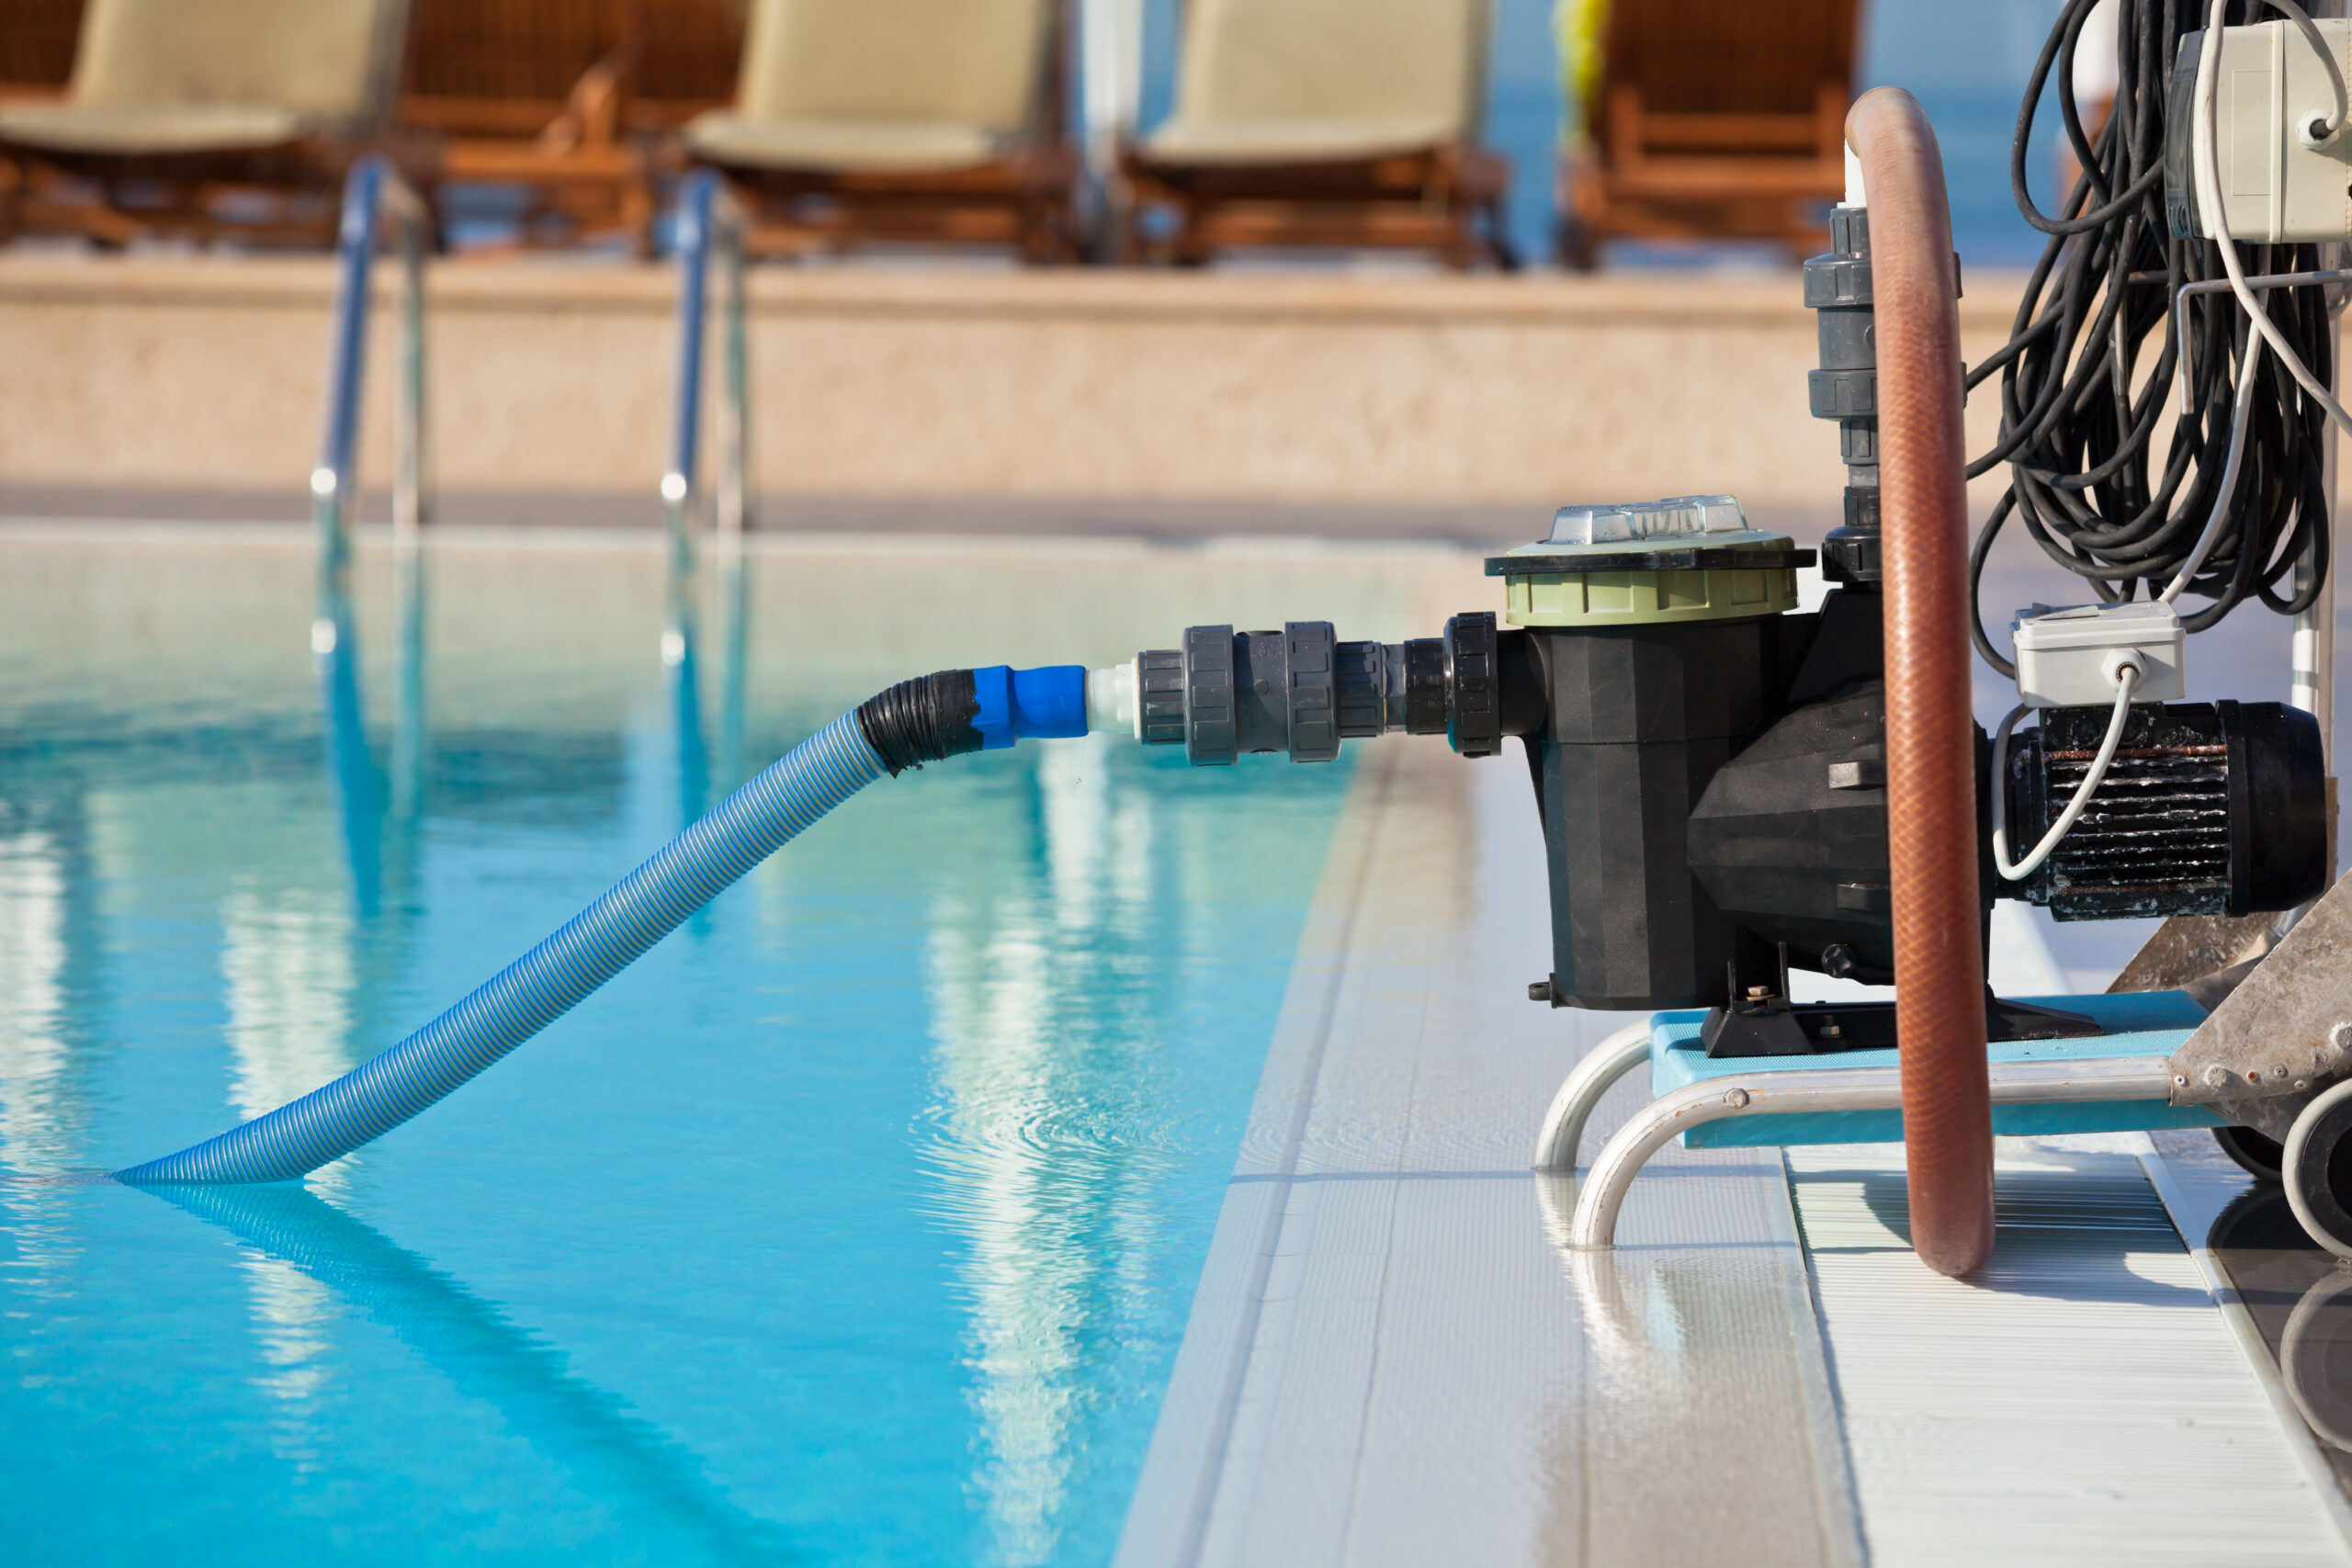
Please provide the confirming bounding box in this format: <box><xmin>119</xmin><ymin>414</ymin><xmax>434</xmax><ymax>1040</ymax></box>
<box><xmin>681</xmin><ymin>0</ymin><xmax>1078</xmax><ymax>263</ymax></box>
<box><xmin>398</xmin><ymin>0</ymin><xmax>743</xmax><ymax>255</ymax></box>
<box><xmin>1559</xmin><ymin>0</ymin><xmax>1859</xmax><ymax>266</ymax></box>
<box><xmin>1121</xmin><ymin>0</ymin><xmax>1513</xmax><ymax>270</ymax></box>
<box><xmin>0</xmin><ymin>0</ymin><xmax>421</xmax><ymax>249</ymax></box>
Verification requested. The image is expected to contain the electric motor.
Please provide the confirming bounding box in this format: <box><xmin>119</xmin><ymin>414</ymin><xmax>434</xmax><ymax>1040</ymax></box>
<box><xmin>2000</xmin><ymin>699</ymin><xmax>2327</xmax><ymax>921</ymax></box>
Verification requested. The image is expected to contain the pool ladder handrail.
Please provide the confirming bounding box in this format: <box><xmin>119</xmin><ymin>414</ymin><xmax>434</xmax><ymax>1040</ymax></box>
<box><xmin>665</xmin><ymin>169</ymin><xmax>750</xmax><ymax>580</ymax></box>
<box><xmin>311</xmin><ymin>155</ymin><xmax>430</xmax><ymax>598</ymax></box>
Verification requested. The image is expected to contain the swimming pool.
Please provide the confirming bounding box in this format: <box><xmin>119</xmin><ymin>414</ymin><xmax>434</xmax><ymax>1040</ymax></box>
<box><xmin>0</xmin><ymin>527</ymin><xmax>1433</xmax><ymax>1566</ymax></box>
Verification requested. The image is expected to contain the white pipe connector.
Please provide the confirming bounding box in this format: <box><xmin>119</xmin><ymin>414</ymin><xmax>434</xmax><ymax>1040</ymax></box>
<box><xmin>1087</xmin><ymin>660</ymin><xmax>1140</xmax><ymax>738</ymax></box>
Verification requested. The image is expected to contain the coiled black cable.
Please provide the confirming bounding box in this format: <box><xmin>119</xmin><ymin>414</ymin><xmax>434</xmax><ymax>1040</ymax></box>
<box><xmin>1971</xmin><ymin>0</ymin><xmax>2331</xmax><ymax>676</ymax></box>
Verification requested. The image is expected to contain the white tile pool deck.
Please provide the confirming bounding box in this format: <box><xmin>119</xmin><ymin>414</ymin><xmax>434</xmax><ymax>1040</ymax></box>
<box><xmin>1115</xmin><ymin>729</ymin><xmax>2352</xmax><ymax>1568</ymax></box>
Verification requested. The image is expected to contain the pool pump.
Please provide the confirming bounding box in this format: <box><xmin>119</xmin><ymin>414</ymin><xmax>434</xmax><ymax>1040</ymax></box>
<box><xmin>1125</xmin><ymin>507</ymin><xmax>2327</xmax><ymax>1022</ymax></box>
<box><xmin>1114</xmin><ymin>197</ymin><xmax>2335</xmax><ymax>1031</ymax></box>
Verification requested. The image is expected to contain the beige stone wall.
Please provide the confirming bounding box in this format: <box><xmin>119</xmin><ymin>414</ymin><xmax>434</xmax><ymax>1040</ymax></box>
<box><xmin>0</xmin><ymin>254</ymin><xmax>2027</xmax><ymax>514</ymax></box>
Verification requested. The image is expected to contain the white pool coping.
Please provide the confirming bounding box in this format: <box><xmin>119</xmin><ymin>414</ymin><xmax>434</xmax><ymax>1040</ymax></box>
<box><xmin>1792</xmin><ymin>1139</ymin><xmax>2352</xmax><ymax>1565</ymax></box>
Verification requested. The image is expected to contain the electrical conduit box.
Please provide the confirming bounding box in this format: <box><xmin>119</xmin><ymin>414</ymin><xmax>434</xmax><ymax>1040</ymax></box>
<box><xmin>2167</xmin><ymin>17</ymin><xmax>2352</xmax><ymax>243</ymax></box>
<box><xmin>2011</xmin><ymin>602</ymin><xmax>2187</xmax><ymax>708</ymax></box>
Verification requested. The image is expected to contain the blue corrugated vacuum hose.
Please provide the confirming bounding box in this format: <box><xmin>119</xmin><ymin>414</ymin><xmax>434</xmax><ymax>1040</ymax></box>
<box><xmin>116</xmin><ymin>666</ymin><xmax>1083</xmax><ymax>1185</ymax></box>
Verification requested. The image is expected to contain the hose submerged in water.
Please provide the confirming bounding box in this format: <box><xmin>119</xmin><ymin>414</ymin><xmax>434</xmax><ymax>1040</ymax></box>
<box><xmin>115</xmin><ymin>667</ymin><xmax>1090</xmax><ymax>1186</ymax></box>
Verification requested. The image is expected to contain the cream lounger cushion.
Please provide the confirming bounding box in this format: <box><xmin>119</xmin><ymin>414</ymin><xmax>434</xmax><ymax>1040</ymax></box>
<box><xmin>684</xmin><ymin>118</ymin><xmax>1008</xmax><ymax>174</ymax></box>
<box><xmin>0</xmin><ymin>104</ymin><xmax>309</xmax><ymax>155</ymax></box>
<box><xmin>0</xmin><ymin>0</ymin><xmax>405</xmax><ymax>156</ymax></box>
<box><xmin>1143</xmin><ymin>0</ymin><xmax>1484</xmax><ymax>165</ymax></box>
<box><xmin>684</xmin><ymin>0</ymin><xmax>1049</xmax><ymax>175</ymax></box>
<box><xmin>1143</xmin><ymin>114</ymin><xmax>1464</xmax><ymax>164</ymax></box>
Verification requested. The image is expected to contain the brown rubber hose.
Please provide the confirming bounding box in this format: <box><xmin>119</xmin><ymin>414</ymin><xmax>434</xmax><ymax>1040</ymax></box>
<box><xmin>1849</xmin><ymin>87</ymin><xmax>1994</xmax><ymax>1280</ymax></box>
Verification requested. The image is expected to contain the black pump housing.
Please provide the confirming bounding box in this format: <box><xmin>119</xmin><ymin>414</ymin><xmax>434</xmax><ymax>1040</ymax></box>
<box><xmin>1517</xmin><ymin>615</ymin><xmax>1793</xmax><ymax>1010</ymax></box>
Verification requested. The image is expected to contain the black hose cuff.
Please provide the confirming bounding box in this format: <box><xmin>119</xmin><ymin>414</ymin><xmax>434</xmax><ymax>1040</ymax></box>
<box><xmin>857</xmin><ymin>670</ymin><xmax>983</xmax><ymax>776</ymax></box>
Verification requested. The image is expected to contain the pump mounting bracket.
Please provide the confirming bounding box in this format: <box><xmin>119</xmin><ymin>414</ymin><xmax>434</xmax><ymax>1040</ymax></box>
<box><xmin>2167</xmin><ymin>868</ymin><xmax>2352</xmax><ymax>1136</ymax></box>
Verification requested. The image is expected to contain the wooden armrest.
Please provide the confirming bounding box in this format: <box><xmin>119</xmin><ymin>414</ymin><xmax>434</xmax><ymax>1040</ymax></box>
<box><xmin>544</xmin><ymin>36</ymin><xmax>646</xmax><ymax>151</ymax></box>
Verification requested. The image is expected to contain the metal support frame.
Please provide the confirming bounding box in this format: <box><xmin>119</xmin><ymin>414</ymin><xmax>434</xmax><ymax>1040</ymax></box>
<box><xmin>2174</xmin><ymin>267</ymin><xmax>2352</xmax><ymax>411</ymax></box>
<box><xmin>1558</xmin><ymin>1053</ymin><xmax>2176</xmax><ymax>1252</ymax></box>
<box><xmin>311</xmin><ymin>154</ymin><xmax>429</xmax><ymax>611</ymax></box>
<box><xmin>1532</xmin><ymin>1021</ymin><xmax>1653</xmax><ymax>1172</ymax></box>
<box><xmin>2295</xmin><ymin>286</ymin><xmax>2343</xmax><ymax>788</ymax></box>
<box><xmin>2166</xmin><ymin>265</ymin><xmax>2340</xmax><ymax>779</ymax></box>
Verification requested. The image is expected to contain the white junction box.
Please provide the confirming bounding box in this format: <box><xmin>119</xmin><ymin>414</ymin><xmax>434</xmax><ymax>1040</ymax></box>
<box><xmin>2170</xmin><ymin>18</ymin><xmax>2352</xmax><ymax>243</ymax></box>
<box><xmin>2011</xmin><ymin>602</ymin><xmax>2187</xmax><ymax>708</ymax></box>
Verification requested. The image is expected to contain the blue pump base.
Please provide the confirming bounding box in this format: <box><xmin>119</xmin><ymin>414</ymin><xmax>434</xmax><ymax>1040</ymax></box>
<box><xmin>1648</xmin><ymin>988</ymin><xmax>2221</xmax><ymax>1147</ymax></box>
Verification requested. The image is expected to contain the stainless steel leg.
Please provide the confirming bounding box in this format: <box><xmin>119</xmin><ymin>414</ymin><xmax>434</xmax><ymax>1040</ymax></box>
<box><xmin>1532</xmin><ymin>1021</ymin><xmax>1654</xmax><ymax>1172</ymax></box>
<box><xmin>716</xmin><ymin>205</ymin><xmax>748</xmax><ymax>545</ymax></box>
<box><xmin>1566</xmin><ymin>1055</ymin><xmax>2176</xmax><ymax>1251</ymax></box>
<box><xmin>391</xmin><ymin>186</ymin><xmax>428</xmax><ymax>546</ymax></box>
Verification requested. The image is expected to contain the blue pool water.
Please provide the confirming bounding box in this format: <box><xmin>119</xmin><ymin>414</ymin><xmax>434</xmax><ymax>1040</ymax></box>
<box><xmin>0</xmin><ymin>534</ymin><xmax>1389</xmax><ymax>1565</ymax></box>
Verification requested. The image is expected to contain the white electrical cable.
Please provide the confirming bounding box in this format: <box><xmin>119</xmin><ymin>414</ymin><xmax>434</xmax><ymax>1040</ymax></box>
<box><xmin>2260</xmin><ymin>0</ymin><xmax>2351</xmax><ymax>147</ymax></box>
<box><xmin>2160</xmin><ymin>328</ymin><xmax>2267</xmax><ymax>603</ymax></box>
<box><xmin>1991</xmin><ymin>659</ymin><xmax>2144</xmax><ymax>882</ymax></box>
<box><xmin>2197</xmin><ymin>1</ymin><xmax>2352</xmax><ymax>441</ymax></box>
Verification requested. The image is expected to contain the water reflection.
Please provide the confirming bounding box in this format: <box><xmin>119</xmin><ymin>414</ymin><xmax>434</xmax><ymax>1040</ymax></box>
<box><xmin>390</xmin><ymin>537</ymin><xmax>428</xmax><ymax>825</ymax></box>
<box><xmin>1535</xmin><ymin>1174</ymin><xmax>1861</xmax><ymax>1564</ymax></box>
<box><xmin>2209</xmin><ymin>1190</ymin><xmax>2352</xmax><ymax>1483</ymax></box>
<box><xmin>209</xmin><ymin>555</ymin><xmax>433</xmax><ymax>1404</ymax></box>
<box><xmin>0</xmin><ymin>832</ymin><xmax>74</xmax><ymax>1175</ymax></box>
<box><xmin>921</xmin><ymin>736</ymin><xmax>1166</xmax><ymax>1566</ymax></box>
<box><xmin>0</xmin><ymin>825</ymin><xmax>94</xmax><ymax>1287</ymax></box>
<box><xmin>156</xmin><ymin>1183</ymin><xmax>796</xmax><ymax>1564</ymax></box>
<box><xmin>242</xmin><ymin>558</ymin><xmax>436</xmax><ymax>1190</ymax></box>
<box><xmin>235</xmin><ymin>1247</ymin><xmax>343</xmax><ymax>1472</ymax></box>
<box><xmin>713</xmin><ymin>535</ymin><xmax>750</xmax><ymax>797</ymax></box>
<box><xmin>218</xmin><ymin>887</ymin><xmax>356</xmax><ymax>1182</ymax></box>
<box><xmin>662</xmin><ymin>526</ymin><xmax>710</xmax><ymax>829</ymax></box>
<box><xmin>311</xmin><ymin>586</ymin><xmax>381</xmax><ymax>919</ymax></box>
<box><xmin>317</xmin><ymin>544</ymin><xmax>428</xmax><ymax>926</ymax></box>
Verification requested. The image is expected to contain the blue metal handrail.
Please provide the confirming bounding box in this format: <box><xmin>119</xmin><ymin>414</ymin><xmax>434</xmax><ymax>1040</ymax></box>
<box><xmin>663</xmin><ymin>169</ymin><xmax>750</xmax><ymax>573</ymax></box>
<box><xmin>664</xmin><ymin>170</ymin><xmax>751</xmax><ymax>817</ymax></box>
<box><xmin>312</xmin><ymin>154</ymin><xmax>431</xmax><ymax>604</ymax></box>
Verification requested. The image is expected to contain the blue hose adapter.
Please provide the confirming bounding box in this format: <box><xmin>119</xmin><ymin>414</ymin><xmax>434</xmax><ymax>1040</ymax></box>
<box><xmin>116</xmin><ymin>665</ymin><xmax>1092</xmax><ymax>1186</ymax></box>
<box><xmin>971</xmin><ymin>664</ymin><xmax>1088</xmax><ymax>748</ymax></box>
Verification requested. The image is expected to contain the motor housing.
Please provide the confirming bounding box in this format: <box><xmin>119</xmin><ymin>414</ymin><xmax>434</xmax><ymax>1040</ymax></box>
<box><xmin>2002</xmin><ymin>699</ymin><xmax>2327</xmax><ymax>920</ymax></box>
